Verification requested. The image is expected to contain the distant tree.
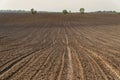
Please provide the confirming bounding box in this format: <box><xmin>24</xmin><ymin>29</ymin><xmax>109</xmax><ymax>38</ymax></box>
<box><xmin>31</xmin><ymin>8</ymin><xmax>34</xmax><ymax>14</ymax></box>
<box><xmin>33</xmin><ymin>9</ymin><xmax>37</xmax><ymax>14</ymax></box>
<box><xmin>80</xmin><ymin>8</ymin><xmax>85</xmax><ymax>14</ymax></box>
<box><xmin>31</xmin><ymin>8</ymin><xmax>37</xmax><ymax>14</ymax></box>
<box><xmin>69</xmin><ymin>10</ymin><xmax>71</xmax><ymax>13</ymax></box>
<box><xmin>63</xmin><ymin>10</ymin><xmax>68</xmax><ymax>14</ymax></box>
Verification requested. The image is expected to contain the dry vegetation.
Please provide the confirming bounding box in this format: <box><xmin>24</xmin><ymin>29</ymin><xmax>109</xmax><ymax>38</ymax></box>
<box><xmin>0</xmin><ymin>13</ymin><xmax>120</xmax><ymax>80</ymax></box>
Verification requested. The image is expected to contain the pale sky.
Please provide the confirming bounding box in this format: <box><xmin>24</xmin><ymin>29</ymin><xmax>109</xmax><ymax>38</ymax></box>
<box><xmin>0</xmin><ymin>0</ymin><xmax>120</xmax><ymax>12</ymax></box>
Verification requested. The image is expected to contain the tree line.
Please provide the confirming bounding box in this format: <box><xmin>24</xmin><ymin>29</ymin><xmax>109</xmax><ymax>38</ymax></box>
<box><xmin>31</xmin><ymin>8</ymin><xmax>85</xmax><ymax>15</ymax></box>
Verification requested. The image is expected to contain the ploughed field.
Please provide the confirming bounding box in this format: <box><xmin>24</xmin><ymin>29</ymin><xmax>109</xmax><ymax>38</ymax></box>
<box><xmin>0</xmin><ymin>13</ymin><xmax>120</xmax><ymax>80</ymax></box>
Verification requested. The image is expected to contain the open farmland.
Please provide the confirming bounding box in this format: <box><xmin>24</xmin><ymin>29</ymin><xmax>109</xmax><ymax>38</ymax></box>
<box><xmin>0</xmin><ymin>13</ymin><xmax>120</xmax><ymax>80</ymax></box>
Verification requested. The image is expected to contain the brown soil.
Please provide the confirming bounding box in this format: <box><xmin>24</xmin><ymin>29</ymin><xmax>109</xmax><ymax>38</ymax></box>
<box><xmin>0</xmin><ymin>13</ymin><xmax>120</xmax><ymax>80</ymax></box>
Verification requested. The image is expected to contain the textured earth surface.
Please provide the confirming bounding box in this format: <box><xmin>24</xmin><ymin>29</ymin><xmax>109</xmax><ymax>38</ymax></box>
<box><xmin>0</xmin><ymin>13</ymin><xmax>120</xmax><ymax>80</ymax></box>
